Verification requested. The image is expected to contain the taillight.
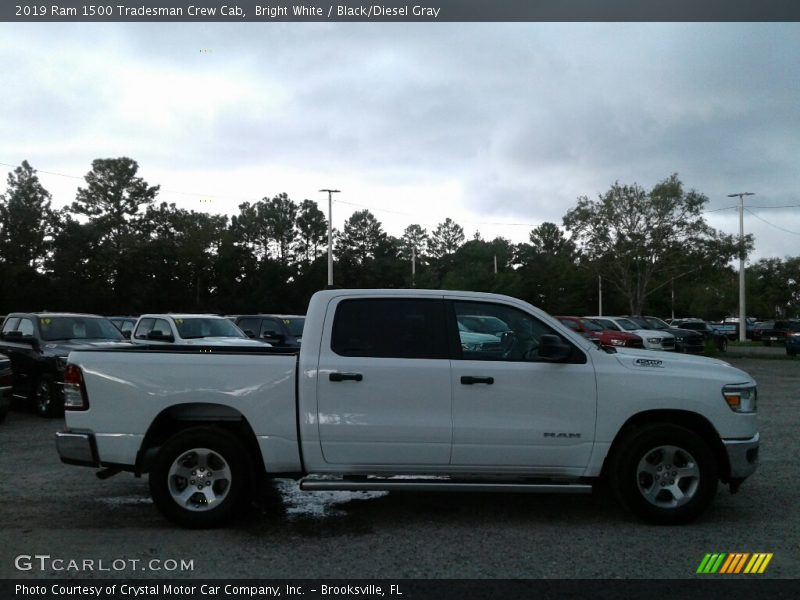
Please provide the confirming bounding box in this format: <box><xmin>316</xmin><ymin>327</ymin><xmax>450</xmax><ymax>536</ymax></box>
<box><xmin>64</xmin><ymin>364</ymin><xmax>89</xmax><ymax>411</ymax></box>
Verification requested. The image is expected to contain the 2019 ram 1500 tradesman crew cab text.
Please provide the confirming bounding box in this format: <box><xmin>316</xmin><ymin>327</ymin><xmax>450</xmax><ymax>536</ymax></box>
<box><xmin>56</xmin><ymin>289</ymin><xmax>759</xmax><ymax>527</ymax></box>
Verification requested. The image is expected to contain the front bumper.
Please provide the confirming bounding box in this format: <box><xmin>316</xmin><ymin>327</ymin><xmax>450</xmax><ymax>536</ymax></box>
<box><xmin>55</xmin><ymin>431</ymin><xmax>99</xmax><ymax>467</ymax></box>
<box><xmin>723</xmin><ymin>432</ymin><xmax>759</xmax><ymax>479</ymax></box>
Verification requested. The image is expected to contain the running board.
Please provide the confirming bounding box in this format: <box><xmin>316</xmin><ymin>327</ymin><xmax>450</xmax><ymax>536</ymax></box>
<box><xmin>299</xmin><ymin>479</ymin><xmax>592</xmax><ymax>494</ymax></box>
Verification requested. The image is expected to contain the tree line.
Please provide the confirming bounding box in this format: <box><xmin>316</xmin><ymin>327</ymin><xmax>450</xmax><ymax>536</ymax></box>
<box><xmin>0</xmin><ymin>158</ymin><xmax>798</xmax><ymax>319</ymax></box>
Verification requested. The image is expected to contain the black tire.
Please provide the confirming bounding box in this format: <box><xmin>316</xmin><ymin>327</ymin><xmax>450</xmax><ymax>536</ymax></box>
<box><xmin>148</xmin><ymin>427</ymin><xmax>253</xmax><ymax>528</ymax></box>
<box><xmin>32</xmin><ymin>375</ymin><xmax>61</xmax><ymax>418</ymax></box>
<box><xmin>609</xmin><ymin>423</ymin><xmax>718</xmax><ymax>525</ymax></box>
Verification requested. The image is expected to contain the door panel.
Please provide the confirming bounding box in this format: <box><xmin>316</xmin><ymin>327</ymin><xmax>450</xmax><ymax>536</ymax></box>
<box><xmin>316</xmin><ymin>297</ymin><xmax>452</xmax><ymax>466</ymax></box>
<box><xmin>450</xmin><ymin>301</ymin><xmax>597</xmax><ymax>470</ymax></box>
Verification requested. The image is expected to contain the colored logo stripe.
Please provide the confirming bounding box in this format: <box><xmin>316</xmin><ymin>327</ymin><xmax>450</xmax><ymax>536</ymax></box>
<box><xmin>697</xmin><ymin>553</ymin><xmax>773</xmax><ymax>574</ymax></box>
<box><xmin>744</xmin><ymin>553</ymin><xmax>773</xmax><ymax>574</ymax></box>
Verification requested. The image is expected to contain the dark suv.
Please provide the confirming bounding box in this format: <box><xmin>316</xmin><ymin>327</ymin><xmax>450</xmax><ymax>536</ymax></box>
<box><xmin>0</xmin><ymin>313</ymin><xmax>127</xmax><ymax>417</ymax></box>
<box><xmin>230</xmin><ymin>314</ymin><xmax>305</xmax><ymax>348</ymax></box>
<box><xmin>625</xmin><ymin>316</ymin><xmax>706</xmax><ymax>354</ymax></box>
<box><xmin>670</xmin><ymin>319</ymin><xmax>729</xmax><ymax>352</ymax></box>
<box><xmin>761</xmin><ymin>320</ymin><xmax>800</xmax><ymax>349</ymax></box>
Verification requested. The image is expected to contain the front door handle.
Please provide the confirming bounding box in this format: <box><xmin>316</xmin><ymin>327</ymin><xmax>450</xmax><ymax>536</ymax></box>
<box><xmin>329</xmin><ymin>372</ymin><xmax>363</xmax><ymax>382</ymax></box>
<box><xmin>460</xmin><ymin>376</ymin><xmax>494</xmax><ymax>385</ymax></box>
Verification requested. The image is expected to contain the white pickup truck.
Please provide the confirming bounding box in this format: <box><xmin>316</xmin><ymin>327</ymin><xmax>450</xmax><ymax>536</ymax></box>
<box><xmin>56</xmin><ymin>289</ymin><xmax>759</xmax><ymax>527</ymax></box>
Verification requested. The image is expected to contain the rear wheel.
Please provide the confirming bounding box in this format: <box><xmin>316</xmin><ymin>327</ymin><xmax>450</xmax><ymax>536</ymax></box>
<box><xmin>610</xmin><ymin>423</ymin><xmax>718</xmax><ymax>524</ymax></box>
<box><xmin>149</xmin><ymin>427</ymin><xmax>252</xmax><ymax>528</ymax></box>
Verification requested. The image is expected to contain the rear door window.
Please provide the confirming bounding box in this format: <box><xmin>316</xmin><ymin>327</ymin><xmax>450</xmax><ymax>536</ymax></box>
<box><xmin>331</xmin><ymin>299</ymin><xmax>448</xmax><ymax>359</ymax></box>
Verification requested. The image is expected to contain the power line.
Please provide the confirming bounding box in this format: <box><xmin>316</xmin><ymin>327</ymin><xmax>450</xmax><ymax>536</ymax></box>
<box><xmin>744</xmin><ymin>207</ymin><xmax>800</xmax><ymax>236</ymax></box>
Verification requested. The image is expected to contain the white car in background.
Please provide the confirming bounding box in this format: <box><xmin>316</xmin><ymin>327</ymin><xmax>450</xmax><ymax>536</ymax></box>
<box><xmin>130</xmin><ymin>314</ymin><xmax>271</xmax><ymax>347</ymax></box>
<box><xmin>587</xmin><ymin>316</ymin><xmax>675</xmax><ymax>351</ymax></box>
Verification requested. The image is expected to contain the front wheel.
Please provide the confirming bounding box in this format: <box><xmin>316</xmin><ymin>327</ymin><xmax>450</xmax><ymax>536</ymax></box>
<box><xmin>609</xmin><ymin>424</ymin><xmax>718</xmax><ymax>525</ymax></box>
<box><xmin>32</xmin><ymin>375</ymin><xmax>61</xmax><ymax>418</ymax></box>
<box><xmin>149</xmin><ymin>427</ymin><xmax>252</xmax><ymax>528</ymax></box>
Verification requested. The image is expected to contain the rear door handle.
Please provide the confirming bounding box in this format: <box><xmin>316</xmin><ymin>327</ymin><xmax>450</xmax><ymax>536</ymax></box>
<box><xmin>460</xmin><ymin>376</ymin><xmax>494</xmax><ymax>385</ymax></box>
<box><xmin>329</xmin><ymin>372</ymin><xmax>363</xmax><ymax>382</ymax></box>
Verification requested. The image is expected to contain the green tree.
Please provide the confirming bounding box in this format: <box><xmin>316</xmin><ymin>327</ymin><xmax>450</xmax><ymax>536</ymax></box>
<box><xmin>71</xmin><ymin>157</ymin><xmax>159</xmax><ymax>250</ymax></box>
<box><xmin>429</xmin><ymin>218</ymin><xmax>465</xmax><ymax>259</ymax></box>
<box><xmin>68</xmin><ymin>158</ymin><xmax>159</xmax><ymax>306</ymax></box>
<box><xmin>295</xmin><ymin>199</ymin><xmax>328</xmax><ymax>263</ymax></box>
<box><xmin>336</xmin><ymin>210</ymin><xmax>387</xmax><ymax>266</ymax></box>
<box><xmin>563</xmin><ymin>174</ymin><xmax>748</xmax><ymax>315</ymax></box>
<box><xmin>0</xmin><ymin>160</ymin><xmax>54</xmax><ymax>269</ymax></box>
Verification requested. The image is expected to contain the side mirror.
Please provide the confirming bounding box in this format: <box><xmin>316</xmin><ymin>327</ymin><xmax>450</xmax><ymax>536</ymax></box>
<box><xmin>538</xmin><ymin>334</ymin><xmax>572</xmax><ymax>362</ymax></box>
<box><xmin>263</xmin><ymin>332</ymin><xmax>286</xmax><ymax>344</ymax></box>
<box><xmin>122</xmin><ymin>330</ymin><xmax>132</xmax><ymax>340</ymax></box>
<box><xmin>243</xmin><ymin>329</ymin><xmax>256</xmax><ymax>339</ymax></box>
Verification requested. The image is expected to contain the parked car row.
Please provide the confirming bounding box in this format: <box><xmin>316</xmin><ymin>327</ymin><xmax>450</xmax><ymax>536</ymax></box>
<box><xmin>462</xmin><ymin>312</ymin><xmax>711</xmax><ymax>356</ymax></box>
<box><xmin>0</xmin><ymin>311</ymin><xmax>307</xmax><ymax>418</ymax></box>
<box><xmin>669</xmin><ymin>316</ymin><xmax>799</xmax><ymax>354</ymax></box>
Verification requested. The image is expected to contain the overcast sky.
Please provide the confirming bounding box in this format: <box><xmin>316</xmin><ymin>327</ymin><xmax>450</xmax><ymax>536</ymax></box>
<box><xmin>2</xmin><ymin>22</ymin><xmax>799</xmax><ymax>261</ymax></box>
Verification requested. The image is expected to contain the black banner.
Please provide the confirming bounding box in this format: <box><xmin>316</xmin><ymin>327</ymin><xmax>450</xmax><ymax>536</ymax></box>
<box><xmin>3</xmin><ymin>0</ymin><xmax>800</xmax><ymax>23</ymax></box>
<box><xmin>4</xmin><ymin>579</ymin><xmax>800</xmax><ymax>600</ymax></box>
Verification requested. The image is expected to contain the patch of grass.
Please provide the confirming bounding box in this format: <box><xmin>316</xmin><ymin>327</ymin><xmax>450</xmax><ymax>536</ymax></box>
<box><xmin>729</xmin><ymin>340</ymin><xmax>764</xmax><ymax>347</ymax></box>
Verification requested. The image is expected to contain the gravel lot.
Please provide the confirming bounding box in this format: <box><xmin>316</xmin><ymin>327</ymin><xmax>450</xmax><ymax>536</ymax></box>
<box><xmin>1</xmin><ymin>357</ymin><xmax>797</xmax><ymax>580</ymax></box>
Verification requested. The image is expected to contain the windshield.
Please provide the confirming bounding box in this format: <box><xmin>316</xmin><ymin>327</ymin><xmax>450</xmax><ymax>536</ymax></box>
<box><xmin>579</xmin><ymin>319</ymin><xmax>603</xmax><ymax>332</ymax></box>
<box><xmin>173</xmin><ymin>318</ymin><xmax>247</xmax><ymax>339</ymax></box>
<box><xmin>615</xmin><ymin>318</ymin><xmax>641</xmax><ymax>331</ymax></box>
<box><xmin>39</xmin><ymin>316</ymin><xmax>125</xmax><ymax>341</ymax></box>
<box><xmin>643</xmin><ymin>317</ymin><xmax>670</xmax><ymax>330</ymax></box>
<box><xmin>282</xmin><ymin>317</ymin><xmax>305</xmax><ymax>337</ymax></box>
<box><xmin>590</xmin><ymin>318</ymin><xmax>617</xmax><ymax>331</ymax></box>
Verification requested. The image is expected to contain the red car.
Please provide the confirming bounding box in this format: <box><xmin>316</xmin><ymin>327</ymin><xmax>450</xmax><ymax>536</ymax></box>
<box><xmin>555</xmin><ymin>316</ymin><xmax>644</xmax><ymax>348</ymax></box>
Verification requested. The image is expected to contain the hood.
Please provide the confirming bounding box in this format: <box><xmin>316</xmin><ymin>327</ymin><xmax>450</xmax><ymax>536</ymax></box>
<box><xmin>665</xmin><ymin>327</ymin><xmax>704</xmax><ymax>338</ymax></box>
<box><xmin>41</xmin><ymin>339</ymin><xmax>131</xmax><ymax>356</ymax></box>
<box><xmin>179</xmin><ymin>337</ymin><xmax>272</xmax><ymax>347</ymax></box>
<box><xmin>611</xmin><ymin>347</ymin><xmax>753</xmax><ymax>382</ymax></box>
<box><xmin>632</xmin><ymin>329</ymin><xmax>673</xmax><ymax>340</ymax></box>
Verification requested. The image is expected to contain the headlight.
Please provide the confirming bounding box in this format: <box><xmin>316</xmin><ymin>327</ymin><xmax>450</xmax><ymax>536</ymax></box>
<box><xmin>676</xmin><ymin>336</ymin><xmax>685</xmax><ymax>342</ymax></box>
<box><xmin>722</xmin><ymin>384</ymin><xmax>757</xmax><ymax>413</ymax></box>
<box><xmin>647</xmin><ymin>337</ymin><xmax>661</xmax><ymax>344</ymax></box>
<box><xmin>461</xmin><ymin>342</ymin><xmax>480</xmax><ymax>351</ymax></box>
<box><xmin>609</xmin><ymin>339</ymin><xmax>625</xmax><ymax>346</ymax></box>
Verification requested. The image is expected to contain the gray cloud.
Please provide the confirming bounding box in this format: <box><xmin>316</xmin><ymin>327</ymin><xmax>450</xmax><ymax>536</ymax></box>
<box><xmin>1</xmin><ymin>22</ymin><xmax>798</xmax><ymax>258</ymax></box>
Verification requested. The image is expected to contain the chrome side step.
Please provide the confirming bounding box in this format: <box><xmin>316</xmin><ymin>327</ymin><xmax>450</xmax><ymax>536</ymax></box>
<box><xmin>299</xmin><ymin>479</ymin><xmax>592</xmax><ymax>494</ymax></box>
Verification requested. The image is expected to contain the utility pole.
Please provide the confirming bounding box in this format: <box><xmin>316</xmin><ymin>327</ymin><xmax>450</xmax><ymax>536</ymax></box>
<box><xmin>320</xmin><ymin>189</ymin><xmax>340</xmax><ymax>287</ymax></box>
<box><xmin>727</xmin><ymin>192</ymin><xmax>755</xmax><ymax>342</ymax></box>
<box><xmin>411</xmin><ymin>246</ymin><xmax>416</xmax><ymax>287</ymax></box>
<box><xmin>671</xmin><ymin>278</ymin><xmax>675</xmax><ymax>321</ymax></box>
<box><xmin>598</xmin><ymin>276</ymin><xmax>603</xmax><ymax>316</ymax></box>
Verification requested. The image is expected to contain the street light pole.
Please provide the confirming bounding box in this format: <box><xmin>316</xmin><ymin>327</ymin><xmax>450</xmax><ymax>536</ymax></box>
<box><xmin>727</xmin><ymin>192</ymin><xmax>755</xmax><ymax>342</ymax></box>
<box><xmin>319</xmin><ymin>189</ymin><xmax>340</xmax><ymax>287</ymax></box>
